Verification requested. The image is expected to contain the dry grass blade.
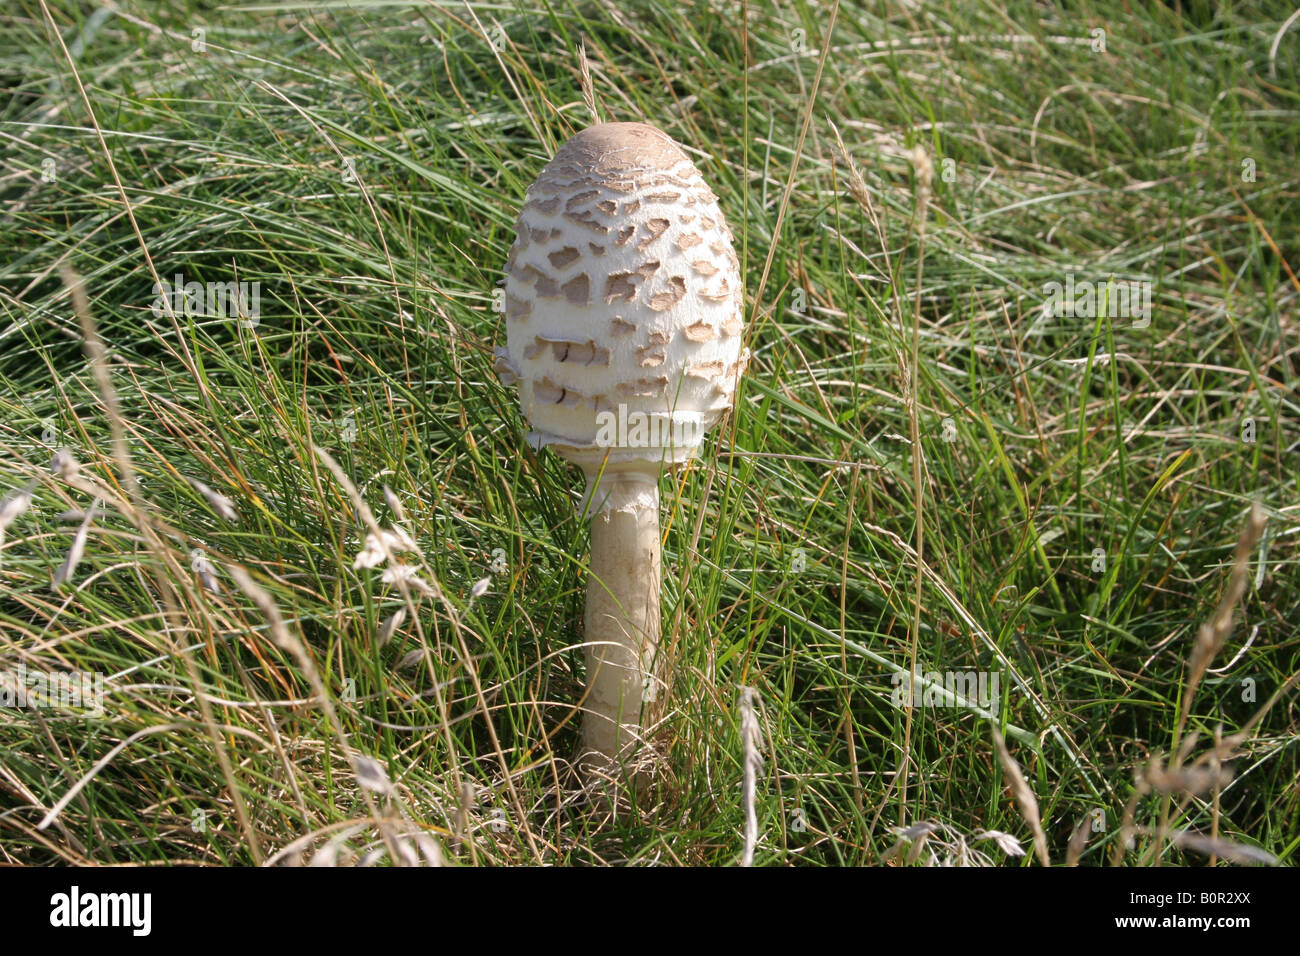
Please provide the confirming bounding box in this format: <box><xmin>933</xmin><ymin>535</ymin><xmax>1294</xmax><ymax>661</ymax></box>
<box><xmin>1183</xmin><ymin>503</ymin><xmax>1267</xmax><ymax>722</ymax></box>
<box><xmin>226</xmin><ymin>562</ymin><xmax>405</xmax><ymax>864</ymax></box>
<box><xmin>52</xmin><ymin>502</ymin><xmax>97</xmax><ymax>589</ymax></box>
<box><xmin>61</xmin><ymin>267</ymin><xmax>144</xmax><ymax>503</ymax></box>
<box><xmin>1065</xmin><ymin>814</ymin><xmax>1093</xmax><ymax>867</ymax></box>
<box><xmin>897</xmin><ymin>134</ymin><xmax>934</xmax><ymax>823</ymax></box>
<box><xmin>354</xmin><ymin>755</ymin><xmax>393</xmax><ymax>796</ymax></box>
<box><xmin>38</xmin><ymin>723</ymin><xmax>193</xmax><ymax>830</ymax></box>
<box><xmin>0</xmin><ymin>481</ymin><xmax>35</xmax><ymax>531</ymax></box>
<box><xmin>1066</xmin><ymin>816</ymin><xmax>1097</xmax><ymax>868</ymax></box>
<box><xmin>454</xmin><ymin>780</ymin><xmax>473</xmax><ymax>854</ymax></box>
<box><xmin>187</xmin><ymin>476</ymin><xmax>239</xmax><ymax>522</ymax></box>
<box><xmin>992</xmin><ymin>728</ymin><xmax>1050</xmax><ymax>866</ymax></box>
<box><xmin>745</xmin><ymin>0</ymin><xmax>841</xmax><ymax>328</ymax></box>
<box><xmin>739</xmin><ymin>686</ymin><xmax>763</xmax><ymax>866</ymax></box>
<box><xmin>50</xmin><ymin>449</ymin><xmax>78</xmax><ymax>482</ymax></box>
<box><xmin>1167</xmin><ymin>830</ymin><xmax>1277</xmax><ymax>866</ymax></box>
<box><xmin>1138</xmin><ymin>503</ymin><xmax>1270</xmax><ymax>864</ymax></box>
<box><xmin>1144</xmin><ymin>762</ymin><xmax>1233</xmax><ymax>796</ymax></box>
<box><xmin>382</xmin><ymin>484</ymin><xmax>405</xmax><ymax>523</ymax></box>
<box><xmin>377</xmin><ymin>607</ymin><xmax>406</xmax><ymax>648</ymax></box>
<box><xmin>227</xmin><ymin>564</ymin><xmax>297</xmax><ymax>654</ymax></box>
<box><xmin>57</xmin><ymin>264</ymin><xmax>264</xmax><ymax>863</ymax></box>
<box><xmin>414</xmin><ymin>830</ymin><xmax>445</xmax><ymax>866</ymax></box>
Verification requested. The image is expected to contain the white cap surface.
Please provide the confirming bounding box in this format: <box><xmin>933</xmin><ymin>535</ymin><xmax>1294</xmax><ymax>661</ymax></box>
<box><xmin>497</xmin><ymin>122</ymin><xmax>746</xmax><ymax>473</ymax></box>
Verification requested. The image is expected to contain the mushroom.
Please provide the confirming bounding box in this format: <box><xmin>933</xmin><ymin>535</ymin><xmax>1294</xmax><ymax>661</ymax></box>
<box><xmin>497</xmin><ymin>122</ymin><xmax>747</xmax><ymax>779</ymax></box>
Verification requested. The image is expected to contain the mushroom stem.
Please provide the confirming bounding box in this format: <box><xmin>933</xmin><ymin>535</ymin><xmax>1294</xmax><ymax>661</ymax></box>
<box><xmin>579</xmin><ymin>471</ymin><xmax>662</xmax><ymax>774</ymax></box>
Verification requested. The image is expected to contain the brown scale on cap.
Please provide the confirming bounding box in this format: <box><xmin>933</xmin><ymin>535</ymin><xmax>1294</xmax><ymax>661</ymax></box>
<box><xmin>638</xmin><ymin>218</ymin><xmax>671</xmax><ymax>252</ymax></box>
<box><xmin>549</xmin><ymin>247</ymin><xmax>582</xmax><ymax>270</ymax></box>
<box><xmin>636</xmin><ymin>345</ymin><xmax>667</xmax><ymax>367</ymax></box>
<box><xmin>506</xmin><ymin>294</ymin><xmax>531</xmax><ymax>321</ymax></box>
<box><xmin>561</xmin><ymin>274</ymin><xmax>590</xmax><ymax>305</ymax></box>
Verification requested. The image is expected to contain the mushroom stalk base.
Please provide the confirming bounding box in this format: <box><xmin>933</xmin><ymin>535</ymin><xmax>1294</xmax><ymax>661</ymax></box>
<box><xmin>578</xmin><ymin>472</ymin><xmax>662</xmax><ymax>779</ymax></box>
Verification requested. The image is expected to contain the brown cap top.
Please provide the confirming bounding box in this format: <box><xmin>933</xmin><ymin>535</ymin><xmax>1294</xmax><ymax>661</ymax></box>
<box><xmin>541</xmin><ymin>122</ymin><xmax>692</xmax><ymax>179</ymax></box>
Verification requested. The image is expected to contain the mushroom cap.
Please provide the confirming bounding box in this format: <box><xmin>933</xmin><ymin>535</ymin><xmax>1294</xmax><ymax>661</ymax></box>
<box><xmin>497</xmin><ymin>122</ymin><xmax>746</xmax><ymax>473</ymax></box>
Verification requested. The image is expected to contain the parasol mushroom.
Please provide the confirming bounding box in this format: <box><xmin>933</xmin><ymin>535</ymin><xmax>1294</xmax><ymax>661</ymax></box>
<box><xmin>495</xmin><ymin>122</ymin><xmax>746</xmax><ymax>779</ymax></box>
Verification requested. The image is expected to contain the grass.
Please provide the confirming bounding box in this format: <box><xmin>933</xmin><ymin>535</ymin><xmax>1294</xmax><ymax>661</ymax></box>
<box><xmin>0</xmin><ymin>0</ymin><xmax>1296</xmax><ymax>866</ymax></box>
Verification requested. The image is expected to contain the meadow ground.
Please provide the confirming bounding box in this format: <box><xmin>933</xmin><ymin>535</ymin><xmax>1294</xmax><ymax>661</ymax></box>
<box><xmin>0</xmin><ymin>0</ymin><xmax>1296</xmax><ymax>865</ymax></box>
